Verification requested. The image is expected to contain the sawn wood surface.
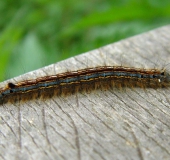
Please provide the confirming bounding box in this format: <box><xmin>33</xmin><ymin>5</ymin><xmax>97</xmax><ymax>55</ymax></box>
<box><xmin>0</xmin><ymin>25</ymin><xmax>170</xmax><ymax>160</ymax></box>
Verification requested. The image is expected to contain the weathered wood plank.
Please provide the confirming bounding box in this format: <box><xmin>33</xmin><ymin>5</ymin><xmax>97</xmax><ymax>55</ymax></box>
<box><xmin>0</xmin><ymin>25</ymin><xmax>170</xmax><ymax>160</ymax></box>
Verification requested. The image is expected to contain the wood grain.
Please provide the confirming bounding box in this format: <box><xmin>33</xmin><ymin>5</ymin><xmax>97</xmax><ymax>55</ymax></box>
<box><xmin>0</xmin><ymin>25</ymin><xmax>170</xmax><ymax>160</ymax></box>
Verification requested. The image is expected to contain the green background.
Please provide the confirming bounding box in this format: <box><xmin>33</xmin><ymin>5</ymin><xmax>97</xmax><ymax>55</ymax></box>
<box><xmin>0</xmin><ymin>0</ymin><xmax>170</xmax><ymax>81</ymax></box>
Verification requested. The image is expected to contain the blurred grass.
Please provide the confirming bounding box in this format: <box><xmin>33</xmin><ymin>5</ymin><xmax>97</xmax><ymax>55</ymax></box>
<box><xmin>0</xmin><ymin>0</ymin><xmax>170</xmax><ymax>81</ymax></box>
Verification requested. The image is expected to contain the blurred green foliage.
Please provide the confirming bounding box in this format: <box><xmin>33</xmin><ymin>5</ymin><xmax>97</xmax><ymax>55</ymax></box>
<box><xmin>0</xmin><ymin>0</ymin><xmax>170</xmax><ymax>81</ymax></box>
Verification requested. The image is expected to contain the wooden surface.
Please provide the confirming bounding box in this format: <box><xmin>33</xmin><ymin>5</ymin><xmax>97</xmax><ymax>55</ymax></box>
<box><xmin>0</xmin><ymin>25</ymin><xmax>170</xmax><ymax>160</ymax></box>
